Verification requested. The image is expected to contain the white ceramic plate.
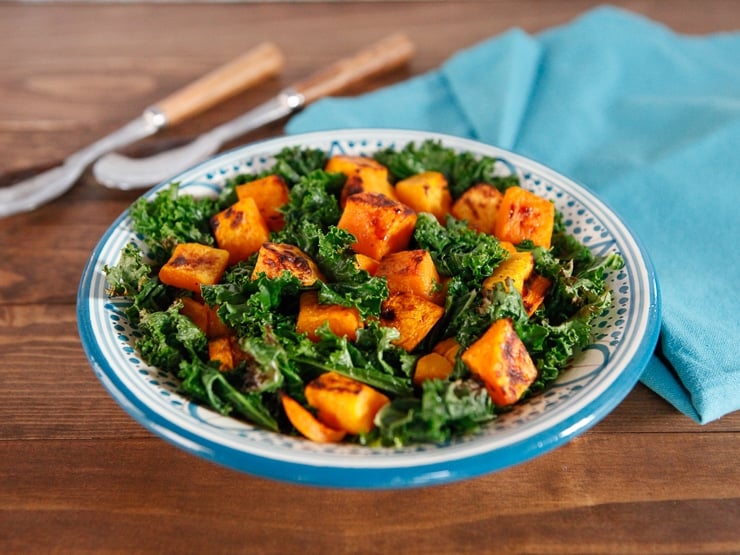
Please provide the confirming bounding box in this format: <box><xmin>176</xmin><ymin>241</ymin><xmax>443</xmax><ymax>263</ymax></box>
<box><xmin>77</xmin><ymin>129</ymin><xmax>660</xmax><ymax>489</ymax></box>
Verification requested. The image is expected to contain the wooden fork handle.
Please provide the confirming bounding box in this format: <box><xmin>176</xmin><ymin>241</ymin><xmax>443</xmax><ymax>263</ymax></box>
<box><xmin>292</xmin><ymin>33</ymin><xmax>415</xmax><ymax>105</ymax></box>
<box><xmin>153</xmin><ymin>42</ymin><xmax>285</xmax><ymax>127</ymax></box>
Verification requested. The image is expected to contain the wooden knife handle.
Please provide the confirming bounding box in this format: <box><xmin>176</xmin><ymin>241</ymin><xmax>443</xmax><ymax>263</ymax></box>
<box><xmin>153</xmin><ymin>42</ymin><xmax>285</xmax><ymax>127</ymax></box>
<box><xmin>292</xmin><ymin>33</ymin><xmax>415</xmax><ymax>105</ymax></box>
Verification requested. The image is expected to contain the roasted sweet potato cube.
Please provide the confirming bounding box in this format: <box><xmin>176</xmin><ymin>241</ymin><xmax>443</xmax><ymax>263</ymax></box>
<box><xmin>179</xmin><ymin>296</ymin><xmax>210</xmax><ymax>334</ymax></box>
<box><xmin>281</xmin><ymin>393</ymin><xmax>346</xmax><ymax>443</ymax></box>
<box><xmin>355</xmin><ymin>254</ymin><xmax>380</xmax><ymax>275</ymax></box>
<box><xmin>251</xmin><ymin>242</ymin><xmax>325</xmax><ymax>285</ymax></box>
<box><xmin>451</xmin><ymin>183</ymin><xmax>503</xmax><ymax>234</ymax></box>
<box><xmin>375</xmin><ymin>249</ymin><xmax>443</xmax><ymax>305</ymax></box>
<box><xmin>206</xmin><ymin>305</ymin><xmax>232</xmax><ymax>338</ymax></box>
<box><xmin>413</xmin><ymin>352</ymin><xmax>454</xmax><ymax>386</ymax></box>
<box><xmin>337</xmin><ymin>192</ymin><xmax>417</xmax><ymax>261</ymax></box>
<box><xmin>379</xmin><ymin>292</ymin><xmax>444</xmax><ymax>352</ymax></box>
<box><xmin>208</xmin><ymin>335</ymin><xmax>248</xmax><ymax>371</ymax></box>
<box><xmin>208</xmin><ymin>336</ymin><xmax>236</xmax><ymax>371</ymax></box>
<box><xmin>498</xmin><ymin>240</ymin><xmax>518</xmax><ymax>254</ymax></box>
<box><xmin>304</xmin><ymin>371</ymin><xmax>390</xmax><ymax>435</ymax></box>
<box><xmin>482</xmin><ymin>251</ymin><xmax>535</xmax><ymax>295</ymax></box>
<box><xmin>159</xmin><ymin>243</ymin><xmax>230</xmax><ymax>294</ymax></box>
<box><xmin>296</xmin><ymin>291</ymin><xmax>363</xmax><ymax>341</ymax></box>
<box><xmin>210</xmin><ymin>197</ymin><xmax>270</xmax><ymax>265</ymax></box>
<box><xmin>522</xmin><ymin>273</ymin><xmax>552</xmax><ymax>316</ymax></box>
<box><xmin>461</xmin><ymin>318</ymin><xmax>538</xmax><ymax>406</ymax></box>
<box><xmin>235</xmin><ymin>174</ymin><xmax>290</xmax><ymax>232</ymax></box>
<box><xmin>326</xmin><ymin>155</ymin><xmax>398</xmax><ymax>206</ymax></box>
<box><xmin>433</xmin><ymin>337</ymin><xmax>460</xmax><ymax>364</ymax></box>
<box><xmin>179</xmin><ymin>297</ymin><xmax>231</xmax><ymax>338</ymax></box>
<box><xmin>493</xmin><ymin>186</ymin><xmax>555</xmax><ymax>249</ymax></box>
<box><xmin>394</xmin><ymin>171</ymin><xmax>452</xmax><ymax>224</ymax></box>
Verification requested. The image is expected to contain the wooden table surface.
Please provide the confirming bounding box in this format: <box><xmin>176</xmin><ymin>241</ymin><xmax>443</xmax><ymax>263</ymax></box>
<box><xmin>1</xmin><ymin>2</ymin><xmax>738</xmax><ymax>553</ymax></box>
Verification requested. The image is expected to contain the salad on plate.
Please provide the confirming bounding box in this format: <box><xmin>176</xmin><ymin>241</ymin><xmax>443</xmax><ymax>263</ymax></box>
<box><xmin>103</xmin><ymin>139</ymin><xmax>623</xmax><ymax>447</ymax></box>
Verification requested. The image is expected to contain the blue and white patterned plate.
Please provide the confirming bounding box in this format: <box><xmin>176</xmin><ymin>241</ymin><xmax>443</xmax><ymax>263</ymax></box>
<box><xmin>77</xmin><ymin>129</ymin><xmax>660</xmax><ymax>489</ymax></box>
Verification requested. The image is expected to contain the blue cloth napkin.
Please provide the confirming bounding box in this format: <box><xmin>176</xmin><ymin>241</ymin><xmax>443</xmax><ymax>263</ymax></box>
<box><xmin>286</xmin><ymin>6</ymin><xmax>740</xmax><ymax>424</ymax></box>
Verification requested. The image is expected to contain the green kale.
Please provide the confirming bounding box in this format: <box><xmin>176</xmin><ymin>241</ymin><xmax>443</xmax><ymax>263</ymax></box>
<box><xmin>104</xmin><ymin>242</ymin><xmax>151</xmax><ymax>297</ymax></box>
<box><xmin>136</xmin><ymin>301</ymin><xmax>207</xmax><ymax>373</ymax></box>
<box><xmin>314</xmin><ymin>227</ymin><xmax>389</xmax><ymax>318</ymax></box>
<box><xmin>103</xmin><ymin>242</ymin><xmax>172</xmax><ymax>324</ymax></box>
<box><xmin>374</xmin><ymin>140</ymin><xmax>456</xmax><ymax>179</ymax></box>
<box><xmin>448</xmin><ymin>152</ymin><xmax>520</xmax><ymax>197</ymax></box>
<box><xmin>372</xmin><ymin>379</ymin><xmax>494</xmax><ymax>446</ymax></box>
<box><xmin>374</xmin><ymin>139</ymin><xmax>520</xmax><ymax>198</ymax></box>
<box><xmin>447</xmin><ymin>280</ymin><xmax>529</xmax><ymax>349</ymax></box>
<box><xmin>129</xmin><ymin>182</ymin><xmax>218</xmax><ymax>264</ymax></box>
<box><xmin>270</xmin><ymin>146</ymin><xmax>329</xmax><ymax>186</ymax></box>
<box><xmin>240</xmin><ymin>322</ymin><xmax>415</xmax><ymax>398</ymax></box>
<box><xmin>275</xmin><ymin>169</ymin><xmax>345</xmax><ymax>241</ymax></box>
<box><xmin>178</xmin><ymin>359</ymin><xmax>279</xmax><ymax>432</ymax></box>
<box><xmin>203</xmin><ymin>271</ymin><xmax>303</xmax><ymax>339</ymax></box>
<box><xmin>413</xmin><ymin>213</ymin><xmax>508</xmax><ymax>282</ymax></box>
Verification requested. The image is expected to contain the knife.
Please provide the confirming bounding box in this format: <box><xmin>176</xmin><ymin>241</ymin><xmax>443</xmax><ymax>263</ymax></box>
<box><xmin>92</xmin><ymin>33</ymin><xmax>415</xmax><ymax>190</ymax></box>
<box><xmin>0</xmin><ymin>42</ymin><xmax>285</xmax><ymax>218</ymax></box>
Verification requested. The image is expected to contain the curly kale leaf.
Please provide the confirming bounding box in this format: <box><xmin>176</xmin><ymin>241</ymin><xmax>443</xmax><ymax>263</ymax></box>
<box><xmin>103</xmin><ymin>242</ymin><xmax>173</xmax><ymax>324</ymax></box>
<box><xmin>373</xmin><ymin>379</ymin><xmax>494</xmax><ymax>446</ymax></box>
<box><xmin>129</xmin><ymin>182</ymin><xmax>218</xmax><ymax>264</ymax></box>
<box><xmin>136</xmin><ymin>301</ymin><xmax>207</xmax><ymax>373</ymax></box>
<box><xmin>202</xmin><ymin>271</ymin><xmax>303</xmax><ymax>339</ymax></box>
<box><xmin>240</xmin><ymin>322</ymin><xmax>415</xmax><ymax>397</ymax></box>
<box><xmin>413</xmin><ymin>212</ymin><xmax>508</xmax><ymax>282</ymax></box>
<box><xmin>178</xmin><ymin>359</ymin><xmax>279</xmax><ymax>432</ymax></box>
<box><xmin>104</xmin><ymin>242</ymin><xmax>151</xmax><ymax>297</ymax></box>
<box><xmin>314</xmin><ymin>227</ymin><xmax>389</xmax><ymax>318</ymax></box>
<box><xmin>374</xmin><ymin>140</ymin><xmax>456</xmax><ymax>179</ymax></box>
<box><xmin>218</xmin><ymin>147</ymin><xmax>330</xmax><ymax>206</ymax></box>
<box><xmin>270</xmin><ymin>146</ymin><xmax>329</xmax><ymax>186</ymax></box>
<box><xmin>373</xmin><ymin>139</ymin><xmax>519</xmax><ymax>198</ymax></box>
<box><xmin>275</xmin><ymin>169</ymin><xmax>345</xmax><ymax>240</ymax></box>
<box><xmin>522</xmin><ymin>238</ymin><xmax>624</xmax><ymax>325</ymax></box>
<box><xmin>448</xmin><ymin>151</ymin><xmax>520</xmax><ymax>198</ymax></box>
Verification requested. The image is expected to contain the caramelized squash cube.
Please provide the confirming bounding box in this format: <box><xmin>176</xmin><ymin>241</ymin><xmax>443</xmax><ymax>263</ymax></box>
<box><xmin>158</xmin><ymin>243</ymin><xmax>230</xmax><ymax>294</ymax></box>
<box><xmin>493</xmin><ymin>186</ymin><xmax>555</xmax><ymax>249</ymax></box>
<box><xmin>179</xmin><ymin>296</ymin><xmax>210</xmax><ymax>334</ymax></box>
<box><xmin>394</xmin><ymin>171</ymin><xmax>452</xmax><ymax>224</ymax></box>
<box><xmin>433</xmin><ymin>337</ymin><xmax>461</xmax><ymax>364</ymax></box>
<box><xmin>451</xmin><ymin>183</ymin><xmax>503</xmax><ymax>234</ymax></box>
<box><xmin>375</xmin><ymin>249</ymin><xmax>442</xmax><ymax>305</ymax></box>
<box><xmin>179</xmin><ymin>297</ymin><xmax>231</xmax><ymax>338</ymax></box>
<box><xmin>337</xmin><ymin>192</ymin><xmax>417</xmax><ymax>261</ymax></box>
<box><xmin>355</xmin><ymin>254</ymin><xmax>380</xmax><ymax>275</ymax></box>
<box><xmin>498</xmin><ymin>240</ymin><xmax>518</xmax><ymax>254</ymax></box>
<box><xmin>305</xmin><ymin>371</ymin><xmax>390</xmax><ymax>435</ymax></box>
<box><xmin>281</xmin><ymin>393</ymin><xmax>346</xmax><ymax>443</ymax></box>
<box><xmin>208</xmin><ymin>336</ymin><xmax>236</xmax><ymax>371</ymax></box>
<box><xmin>208</xmin><ymin>335</ymin><xmax>248</xmax><ymax>371</ymax></box>
<box><xmin>461</xmin><ymin>318</ymin><xmax>538</xmax><ymax>406</ymax></box>
<box><xmin>482</xmin><ymin>251</ymin><xmax>535</xmax><ymax>295</ymax></box>
<box><xmin>522</xmin><ymin>273</ymin><xmax>552</xmax><ymax>316</ymax></box>
<box><xmin>251</xmin><ymin>242</ymin><xmax>325</xmax><ymax>285</ymax></box>
<box><xmin>379</xmin><ymin>292</ymin><xmax>444</xmax><ymax>352</ymax></box>
<box><xmin>235</xmin><ymin>174</ymin><xmax>290</xmax><ymax>232</ymax></box>
<box><xmin>326</xmin><ymin>155</ymin><xmax>398</xmax><ymax>206</ymax></box>
<box><xmin>413</xmin><ymin>352</ymin><xmax>454</xmax><ymax>386</ymax></box>
<box><xmin>210</xmin><ymin>197</ymin><xmax>270</xmax><ymax>265</ymax></box>
<box><xmin>296</xmin><ymin>291</ymin><xmax>363</xmax><ymax>342</ymax></box>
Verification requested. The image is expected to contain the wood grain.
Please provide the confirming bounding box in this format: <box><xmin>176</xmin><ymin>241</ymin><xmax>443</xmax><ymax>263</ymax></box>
<box><xmin>0</xmin><ymin>2</ymin><xmax>738</xmax><ymax>554</ymax></box>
